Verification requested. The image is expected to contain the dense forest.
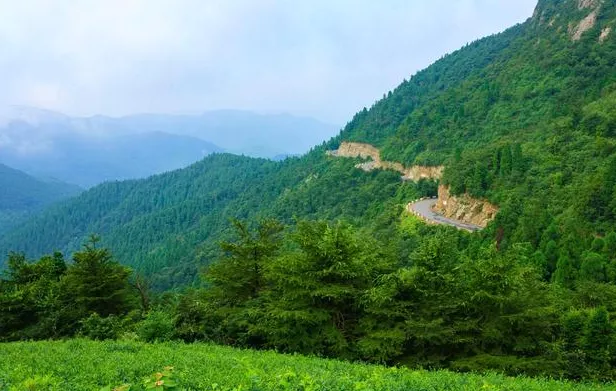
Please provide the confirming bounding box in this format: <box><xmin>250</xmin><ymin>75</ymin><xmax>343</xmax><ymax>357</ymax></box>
<box><xmin>0</xmin><ymin>163</ymin><xmax>81</xmax><ymax>233</ymax></box>
<box><xmin>3</xmin><ymin>0</ymin><xmax>616</xmax><ymax>381</ymax></box>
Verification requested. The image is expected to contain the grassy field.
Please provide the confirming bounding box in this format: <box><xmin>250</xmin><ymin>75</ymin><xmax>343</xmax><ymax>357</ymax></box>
<box><xmin>0</xmin><ymin>339</ymin><xmax>613</xmax><ymax>391</ymax></box>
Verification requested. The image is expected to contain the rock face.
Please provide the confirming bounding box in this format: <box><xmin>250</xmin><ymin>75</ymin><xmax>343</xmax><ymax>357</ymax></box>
<box><xmin>328</xmin><ymin>142</ymin><xmax>443</xmax><ymax>181</ymax></box>
<box><xmin>571</xmin><ymin>8</ymin><xmax>599</xmax><ymax>41</ymax></box>
<box><xmin>533</xmin><ymin>0</ymin><xmax>613</xmax><ymax>42</ymax></box>
<box><xmin>600</xmin><ymin>27</ymin><xmax>612</xmax><ymax>42</ymax></box>
<box><xmin>578</xmin><ymin>0</ymin><xmax>600</xmax><ymax>9</ymax></box>
<box><xmin>433</xmin><ymin>185</ymin><xmax>498</xmax><ymax>228</ymax></box>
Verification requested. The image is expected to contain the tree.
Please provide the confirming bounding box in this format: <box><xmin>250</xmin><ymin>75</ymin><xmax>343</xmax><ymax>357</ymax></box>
<box><xmin>360</xmin><ymin>230</ymin><xmax>461</xmax><ymax>364</ymax></box>
<box><xmin>579</xmin><ymin>252</ymin><xmax>607</xmax><ymax>283</ymax></box>
<box><xmin>262</xmin><ymin>220</ymin><xmax>391</xmax><ymax>358</ymax></box>
<box><xmin>201</xmin><ymin>219</ymin><xmax>284</xmax><ymax>346</ymax></box>
<box><xmin>582</xmin><ymin>307</ymin><xmax>613</xmax><ymax>375</ymax></box>
<box><xmin>206</xmin><ymin>219</ymin><xmax>283</xmax><ymax>306</ymax></box>
<box><xmin>0</xmin><ymin>251</ymin><xmax>70</xmax><ymax>340</ymax></box>
<box><xmin>499</xmin><ymin>144</ymin><xmax>513</xmax><ymax>177</ymax></box>
<box><xmin>61</xmin><ymin>235</ymin><xmax>135</xmax><ymax>329</ymax></box>
<box><xmin>553</xmin><ymin>256</ymin><xmax>576</xmax><ymax>288</ymax></box>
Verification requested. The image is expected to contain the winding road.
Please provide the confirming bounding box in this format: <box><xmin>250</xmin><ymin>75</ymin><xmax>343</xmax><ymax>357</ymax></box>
<box><xmin>407</xmin><ymin>198</ymin><xmax>483</xmax><ymax>232</ymax></box>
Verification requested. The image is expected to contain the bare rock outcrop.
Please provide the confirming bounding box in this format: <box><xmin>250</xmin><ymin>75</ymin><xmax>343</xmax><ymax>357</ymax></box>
<box><xmin>600</xmin><ymin>27</ymin><xmax>612</xmax><ymax>42</ymax></box>
<box><xmin>433</xmin><ymin>185</ymin><xmax>498</xmax><ymax>228</ymax></box>
<box><xmin>328</xmin><ymin>142</ymin><xmax>443</xmax><ymax>182</ymax></box>
<box><xmin>578</xmin><ymin>0</ymin><xmax>599</xmax><ymax>9</ymax></box>
<box><xmin>332</xmin><ymin>142</ymin><xmax>381</xmax><ymax>161</ymax></box>
<box><xmin>403</xmin><ymin>165</ymin><xmax>444</xmax><ymax>181</ymax></box>
<box><xmin>571</xmin><ymin>9</ymin><xmax>599</xmax><ymax>41</ymax></box>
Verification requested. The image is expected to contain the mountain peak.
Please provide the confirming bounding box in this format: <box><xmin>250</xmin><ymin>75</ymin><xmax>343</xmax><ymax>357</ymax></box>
<box><xmin>532</xmin><ymin>0</ymin><xmax>613</xmax><ymax>42</ymax></box>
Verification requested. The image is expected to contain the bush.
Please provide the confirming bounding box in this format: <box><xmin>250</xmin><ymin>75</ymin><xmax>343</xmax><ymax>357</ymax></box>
<box><xmin>137</xmin><ymin>311</ymin><xmax>175</xmax><ymax>342</ymax></box>
<box><xmin>79</xmin><ymin>314</ymin><xmax>123</xmax><ymax>340</ymax></box>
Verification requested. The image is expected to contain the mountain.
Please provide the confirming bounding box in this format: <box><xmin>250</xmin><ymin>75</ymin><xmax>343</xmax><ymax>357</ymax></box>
<box><xmin>117</xmin><ymin>110</ymin><xmax>340</xmax><ymax>158</ymax></box>
<box><xmin>3</xmin><ymin>0</ymin><xmax>616</xmax><ymax>289</ymax></box>
<box><xmin>0</xmin><ymin>118</ymin><xmax>221</xmax><ymax>187</ymax></box>
<box><xmin>0</xmin><ymin>108</ymin><xmax>339</xmax><ymax>187</ymax></box>
<box><xmin>0</xmin><ymin>163</ymin><xmax>81</xmax><ymax>233</ymax></box>
<box><xmin>5</xmin><ymin>0</ymin><xmax>616</xmax><ymax>379</ymax></box>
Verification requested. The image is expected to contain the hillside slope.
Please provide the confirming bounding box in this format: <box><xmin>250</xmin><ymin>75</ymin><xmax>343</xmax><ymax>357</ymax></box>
<box><xmin>3</xmin><ymin>0</ymin><xmax>616</xmax><ymax>292</ymax></box>
<box><xmin>0</xmin><ymin>163</ymin><xmax>81</xmax><ymax>233</ymax></box>
<box><xmin>0</xmin><ymin>150</ymin><xmax>421</xmax><ymax>288</ymax></box>
<box><xmin>0</xmin><ymin>340</ymin><xmax>606</xmax><ymax>391</ymax></box>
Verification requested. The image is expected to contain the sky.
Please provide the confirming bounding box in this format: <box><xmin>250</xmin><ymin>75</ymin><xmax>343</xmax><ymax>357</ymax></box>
<box><xmin>0</xmin><ymin>0</ymin><xmax>538</xmax><ymax>124</ymax></box>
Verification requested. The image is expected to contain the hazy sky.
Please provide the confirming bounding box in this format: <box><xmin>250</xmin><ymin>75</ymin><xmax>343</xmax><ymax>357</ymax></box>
<box><xmin>0</xmin><ymin>0</ymin><xmax>537</xmax><ymax>123</ymax></box>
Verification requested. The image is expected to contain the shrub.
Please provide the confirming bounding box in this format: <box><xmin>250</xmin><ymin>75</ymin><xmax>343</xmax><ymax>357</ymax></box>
<box><xmin>137</xmin><ymin>311</ymin><xmax>175</xmax><ymax>342</ymax></box>
<box><xmin>80</xmin><ymin>314</ymin><xmax>123</xmax><ymax>340</ymax></box>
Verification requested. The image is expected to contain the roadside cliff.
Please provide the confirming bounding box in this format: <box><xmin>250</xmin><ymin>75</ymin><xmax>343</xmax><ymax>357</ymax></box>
<box><xmin>328</xmin><ymin>142</ymin><xmax>443</xmax><ymax>181</ymax></box>
<box><xmin>433</xmin><ymin>185</ymin><xmax>499</xmax><ymax>228</ymax></box>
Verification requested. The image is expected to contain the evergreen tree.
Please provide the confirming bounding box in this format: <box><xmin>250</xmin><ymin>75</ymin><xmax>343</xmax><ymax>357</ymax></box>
<box><xmin>202</xmin><ymin>219</ymin><xmax>284</xmax><ymax>345</ymax></box>
<box><xmin>582</xmin><ymin>307</ymin><xmax>613</xmax><ymax>375</ymax></box>
<box><xmin>554</xmin><ymin>256</ymin><xmax>576</xmax><ymax>288</ymax></box>
<box><xmin>61</xmin><ymin>235</ymin><xmax>135</xmax><ymax>326</ymax></box>
<box><xmin>262</xmin><ymin>220</ymin><xmax>391</xmax><ymax>358</ymax></box>
<box><xmin>580</xmin><ymin>253</ymin><xmax>607</xmax><ymax>283</ymax></box>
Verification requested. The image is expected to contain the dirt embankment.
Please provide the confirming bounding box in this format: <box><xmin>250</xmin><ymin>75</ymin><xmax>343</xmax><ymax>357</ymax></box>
<box><xmin>432</xmin><ymin>185</ymin><xmax>498</xmax><ymax>228</ymax></box>
<box><xmin>328</xmin><ymin>142</ymin><xmax>443</xmax><ymax>181</ymax></box>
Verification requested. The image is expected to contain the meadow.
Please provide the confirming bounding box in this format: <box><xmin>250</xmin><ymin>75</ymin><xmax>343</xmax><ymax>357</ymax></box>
<box><xmin>0</xmin><ymin>339</ymin><xmax>613</xmax><ymax>391</ymax></box>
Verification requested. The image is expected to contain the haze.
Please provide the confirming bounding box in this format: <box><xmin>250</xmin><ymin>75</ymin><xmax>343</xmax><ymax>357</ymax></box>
<box><xmin>0</xmin><ymin>0</ymin><xmax>537</xmax><ymax>124</ymax></box>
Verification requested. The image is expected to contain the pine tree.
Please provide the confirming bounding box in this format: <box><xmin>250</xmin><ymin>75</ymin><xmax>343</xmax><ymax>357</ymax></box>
<box><xmin>61</xmin><ymin>235</ymin><xmax>134</xmax><ymax>326</ymax></box>
<box><xmin>582</xmin><ymin>307</ymin><xmax>613</xmax><ymax>374</ymax></box>
<box><xmin>554</xmin><ymin>256</ymin><xmax>576</xmax><ymax>288</ymax></box>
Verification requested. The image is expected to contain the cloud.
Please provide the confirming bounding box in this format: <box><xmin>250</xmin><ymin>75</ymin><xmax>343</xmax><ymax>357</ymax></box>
<box><xmin>0</xmin><ymin>0</ymin><xmax>537</xmax><ymax>123</ymax></box>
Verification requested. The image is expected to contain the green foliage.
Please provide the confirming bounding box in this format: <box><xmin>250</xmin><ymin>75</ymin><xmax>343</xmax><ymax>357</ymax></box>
<box><xmin>260</xmin><ymin>220</ymin><xmax>392</xmax><ymax>358</ymax></box>
<box><xmin>0</xmin><ymin>163</ymin><xmax>81</xmax><ymax>233</ymax></box>
<box><xmin>0</xmin><ymin>339</ymin><xmax>610</xmax><ymax>391</ymax></box>
<box><xmin>137</xmin><ymin>312</ymin><xmax>175</xmax><ymax>343</ymax></box>
<box><xmin>0</xmin><ymin>240</ymin><xmax>137</xmax><ymax>341</ymax></box>
<box><xmin>63</xmin><ymin>236</ymin><xmax>134</xmax><ymax>320</ymax></box>
<box><xmin>0</xmin><ymin>154</ymin><xmax>424</xmax><ymax>290</ymax></box>
<box><xmin>4</xmin><ymin>0</ymin><xmax>616</xmax><ymax>383</ymax></box>
<box><xmin>80</xmin><ymin>313</ymin><xmax>123</xmax><ymax>340</ymax></box>
<box><xmin>143</xmin><ymin>366</ymin><xmax>178</xmax><ymax>390</ymax></box>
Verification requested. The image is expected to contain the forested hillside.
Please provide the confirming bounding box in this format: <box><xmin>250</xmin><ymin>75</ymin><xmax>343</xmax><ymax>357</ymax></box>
<box><xmin>0</xmin><ymin>163</ymin><xmax>81</xmax><ymax>233</ymax></box>
<box><xmin>4</xmin><ymin>0</ymin><xmax>616</xmax><ymax>380</ymax></box>
<box><xmin>0</xmin><ymin>151</ymin><xmax>425</xmax><ymax>288</ymax></box>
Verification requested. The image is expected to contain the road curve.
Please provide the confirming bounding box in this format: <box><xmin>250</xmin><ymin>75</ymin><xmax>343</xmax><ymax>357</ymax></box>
<box><xmin>407</xmin><ymin>198</ymin><xmax>483</xmax><ymax>232</ymax></box>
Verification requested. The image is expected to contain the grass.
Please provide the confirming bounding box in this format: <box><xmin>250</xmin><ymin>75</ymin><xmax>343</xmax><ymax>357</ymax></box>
<box><xmin>0</xmin><ymin>339</ymin><xmax>613</xmax><ymax>390</ymax></box>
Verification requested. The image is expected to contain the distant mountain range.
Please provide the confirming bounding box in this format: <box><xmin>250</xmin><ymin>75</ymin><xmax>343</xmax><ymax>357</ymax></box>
<box><xmin>0</xmin><ymin>163</ymin><xmax>81</xmax><ymax>233</ymax></box>
<box><xmin>0</xmin><ymin>107</ymin><xmax>339</xmax><ymax>187</ymax></box>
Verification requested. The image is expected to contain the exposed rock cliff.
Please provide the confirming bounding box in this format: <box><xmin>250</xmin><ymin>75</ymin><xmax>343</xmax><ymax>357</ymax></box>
<box><xmin>433</xmin><ymin>185</ymin><xmax>498</xmax><ymax>228</ymax></box>
<box><xmin>328</xmin><ymin>142</ymin><xmax>443</xmax><ymax>181</ymax></box>
<box><xmin>533</xmin><ymin>0</ymin><xmax>614</xmax><ymax>43</ymax></box>
<box><xmin>571</xmin><ymin>7</ymin><xmax>599</xmax><ymax>41</ymax></box>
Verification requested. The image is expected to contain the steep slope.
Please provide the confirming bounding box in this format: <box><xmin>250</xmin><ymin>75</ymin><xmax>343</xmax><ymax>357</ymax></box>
<box><xmin>0</xmin><ymin>163</ymin><xmax>81</xmax><ymax>233</ymax></box>
<box><xmin>3</xmin><ymin>0</ymin><xmax>616</xmax><ymax>293</ymax></box>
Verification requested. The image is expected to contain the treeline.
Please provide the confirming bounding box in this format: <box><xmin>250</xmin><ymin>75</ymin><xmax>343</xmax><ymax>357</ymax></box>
<box><xmin>4</xmin><ymin>219</ymin><xmax>616</xmax><ymax>381</ymax></box>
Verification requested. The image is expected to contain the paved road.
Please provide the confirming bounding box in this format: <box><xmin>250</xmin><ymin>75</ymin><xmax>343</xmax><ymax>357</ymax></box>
<box><xmin>408</xmin><ymin>198</ymin><xmax>483</xmax><ymax>232</ymax></box>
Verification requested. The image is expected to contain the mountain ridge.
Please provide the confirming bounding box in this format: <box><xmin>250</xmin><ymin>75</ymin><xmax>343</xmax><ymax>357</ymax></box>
<box><xmin>0</xmin><ymin>163</ymin><xmax>81</xmax><ymax>233</ymax></box>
